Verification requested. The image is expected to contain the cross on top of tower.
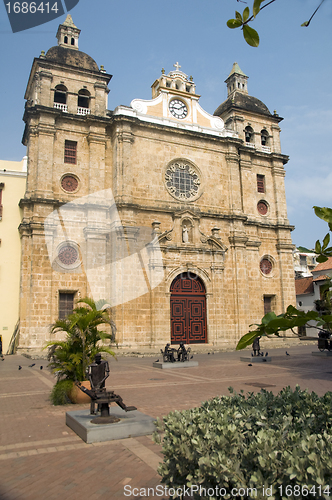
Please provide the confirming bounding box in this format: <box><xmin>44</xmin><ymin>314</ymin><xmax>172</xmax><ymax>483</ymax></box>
<box><xmin>173</xmin><ymin>62</ymin><xmax>181</xmax><ymax>71</ymax></box>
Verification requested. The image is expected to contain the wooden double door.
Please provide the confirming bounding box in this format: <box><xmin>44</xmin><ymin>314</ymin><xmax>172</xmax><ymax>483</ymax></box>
<box><xmin>170</xmin><ymin>273</ymin><xmax>207</xmax><ymax>344</ymax></box>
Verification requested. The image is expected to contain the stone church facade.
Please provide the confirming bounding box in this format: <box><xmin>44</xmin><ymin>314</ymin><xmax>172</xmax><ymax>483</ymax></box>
<box><xmin>18</xmin><ymin>15</ymin><xmax>295</xmax><ymax>353</ymax></box>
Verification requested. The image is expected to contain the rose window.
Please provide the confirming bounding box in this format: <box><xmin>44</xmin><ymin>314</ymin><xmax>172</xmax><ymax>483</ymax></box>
<box><xmin>61</xmin><ymin>175</ymin><xmax>78</xmax><ymax>192</ymax></box>
<box><xmin>260</xmin><ymin>258</ymin><xmax>273</xmax><ymax>275</ymax></box>
<box><xmin>165</xmin><ymin>161</ymin><xmax>201</xmax><ymax>201</ymax></box>
<box><xmin>257</xmin><ymin>201</ymin><xmax>268</xmax><ymax>215</ymax></box>
<box><xmin>58</xmin><ymin>245</ymin><xmax>79</xmax><ymax>266</ymax></box>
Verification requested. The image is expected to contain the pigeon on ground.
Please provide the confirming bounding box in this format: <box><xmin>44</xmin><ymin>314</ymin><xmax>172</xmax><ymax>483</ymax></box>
<box><xmin>248</xmin><ymin>364</ymin><xmax>252</xmax><ymax>366</ymax></box>
<box><xmin>286</xmin><ymin>351</ymin><xmax>290</xmax><ymax>356</ymax></box>
<box><xmin>29</xmin><ymin>363</ymin><xmax>35</xmax><ymax>367</ymax></box>
<box><xmin>190</xmin><ymin>355</ymin><xmax>193</xmax><ymax>359</ymax></box>
<box><xmin>40</xmin><ymin>366</ymin><xmax>43</xmax><ymax>370</ymax></box>
<box><xmin>18</xmin><ymin>366</ymin><xmax>22</xmax><ymax>370</ymax></box>
<box><xmin>208</xmin><ymin>352</ymin><xmax>210</xmax><ymax>355</ymax></box>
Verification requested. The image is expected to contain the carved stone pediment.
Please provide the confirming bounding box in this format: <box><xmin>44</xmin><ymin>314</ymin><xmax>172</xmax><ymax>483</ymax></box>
<box><xmin>172</xmin><ymin>209</ymin><xmax>199</xmax><ymax>221</ymax></box>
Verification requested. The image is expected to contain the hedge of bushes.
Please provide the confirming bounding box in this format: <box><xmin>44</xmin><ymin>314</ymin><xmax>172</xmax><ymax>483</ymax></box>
<box><xmin>154</xmin><ymin>386</ymin><xmax>332</xmax><ymax>499</ymax></box>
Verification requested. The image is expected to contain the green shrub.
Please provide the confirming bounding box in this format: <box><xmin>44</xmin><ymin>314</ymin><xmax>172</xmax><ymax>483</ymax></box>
<box><xmin>50</xmin><ymin>379</ymin><xmax>74</xmax><ymax>405</ymax></box>
<box><xmin>154</xmin><ymin>386</ymin><xmax>332</xmax><ymax>499</ymax></box>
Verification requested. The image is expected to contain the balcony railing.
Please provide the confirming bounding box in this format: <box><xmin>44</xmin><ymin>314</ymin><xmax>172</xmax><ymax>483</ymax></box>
<box><xmin>77</xmin><ymin>107</ymin><xmax>91</xmax><ymax>116</ymax></box>
<box><xmin>54</xmin><ymin>102</ymin><xmax>68</xmax><ymax>112</ymax></box>
<box><xmin>261</xmin><ymin>145</ymin><xmax>271</xmax><ymax>153</ymax></box>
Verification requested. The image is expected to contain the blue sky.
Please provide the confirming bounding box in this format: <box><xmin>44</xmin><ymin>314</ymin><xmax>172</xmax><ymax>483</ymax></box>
<box><xmin>0</xmin><ymin>0</ymin><xmax>331</xmax><ymax>248</ymax></box>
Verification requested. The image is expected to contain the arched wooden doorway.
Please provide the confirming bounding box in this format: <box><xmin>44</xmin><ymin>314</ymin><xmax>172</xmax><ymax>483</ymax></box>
<box><xmin>170</xmin><ymin>272</ymin><xmax>207</xmax><ymax>344</ymax></box>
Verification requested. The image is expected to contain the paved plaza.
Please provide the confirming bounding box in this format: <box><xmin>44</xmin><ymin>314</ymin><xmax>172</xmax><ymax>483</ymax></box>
<box><xmin>0</xmin><ymin>341</ymin><xmax>331</xmax><ymax>499</ymax></box>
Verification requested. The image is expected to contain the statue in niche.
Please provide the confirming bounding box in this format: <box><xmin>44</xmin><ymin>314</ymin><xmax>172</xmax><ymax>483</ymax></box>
<box><xmin>182</xmin><ymin>225</ymin><xmax>189</xmax><ymax>243</ymax></box>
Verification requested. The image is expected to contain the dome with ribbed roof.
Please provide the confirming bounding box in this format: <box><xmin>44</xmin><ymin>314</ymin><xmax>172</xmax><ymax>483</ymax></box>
<box><xmin>214</xmin><ymin>91</ymin><xmax>272</xmax><ymax>117</ymax></box>
<box><xmin>45</xmin><ymin>46</ymin><xmax>99</xmax><ymax>72</ymax></box>
<box><xmin>214</xmin><ymin>62</ymin><xmax>273</xmax><ymax>118</ymax></box>
<box><xmin>45</xmin><ymin>15</ymin><xmax>99</xmax><ymax>72</ymax></box>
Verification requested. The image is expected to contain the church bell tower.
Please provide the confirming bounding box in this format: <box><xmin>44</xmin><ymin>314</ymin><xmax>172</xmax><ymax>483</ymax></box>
<box><xmin>18</xmin><ymin>16</ymin><xmax>112</xmax><ymax>352</ymax></box>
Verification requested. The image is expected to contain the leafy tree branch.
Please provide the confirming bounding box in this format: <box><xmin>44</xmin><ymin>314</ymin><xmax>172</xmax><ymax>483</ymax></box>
<box><xmin>228</xmin><ymin>0</ymin><xmax>326</xmax><ymax>47</ymax></box>
<box><xmin>236</xmin><ymin>206</ymin><xmax>332</xmax><ymax>350</ymax></box>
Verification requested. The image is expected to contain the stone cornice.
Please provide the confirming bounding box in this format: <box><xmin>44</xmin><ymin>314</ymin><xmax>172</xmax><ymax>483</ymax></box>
<box><xmin>276</xmin><ymin>242</ymin><xmax>295</xmax><ymax>251</ymax></box>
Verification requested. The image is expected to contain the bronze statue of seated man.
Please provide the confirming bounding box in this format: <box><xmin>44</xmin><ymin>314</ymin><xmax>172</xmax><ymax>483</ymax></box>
<box><xmin>161</xmin><ymin>343</ymin><xmax>176</xmax><ymax>363</ymax></box>
<box><xmin>177</xmin><ymin>342</ymin><xmax>191</xmax><ymax>362</ymax></box>
<box><xmin>88</xmin><ymin>352</ymin><xmax>109</xmax><ymax>390</ymax></box>
<box><xmin>77</xmin><ymin>353</ymin><xmax>136</xmax><ymax>419</ymax></box>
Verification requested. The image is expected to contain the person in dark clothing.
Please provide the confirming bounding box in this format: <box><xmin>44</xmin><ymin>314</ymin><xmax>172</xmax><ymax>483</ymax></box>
<box><xmin>252</xmin><ymin>336</ymin><xmax>261</xmax><ymax>356</ymax></box>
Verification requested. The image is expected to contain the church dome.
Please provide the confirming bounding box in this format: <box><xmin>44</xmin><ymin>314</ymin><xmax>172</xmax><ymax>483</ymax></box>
<box><xmin>45</xmin><ymin>46</ymin><xmax>99</xmax><ymax>72</ymax></box>
<box><xmin>214</xmin><ymin>91</ymin><xmax>272</xmax><ymax>118</ymax></box>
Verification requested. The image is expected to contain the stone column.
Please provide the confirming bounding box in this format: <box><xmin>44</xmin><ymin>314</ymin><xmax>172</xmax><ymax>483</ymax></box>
<box><xmin>228</xmin><ymin>233</ymin><xmax>250</xmax><ymax>339</ymax></box>
<box><xmin>226</xmin><ymin>151</ymin><xmax>243</xmax><ymax>214</ymax></box>
<box><xmin>276</xmin><ymin>241</ymin><xmax>296</xmax><ymax>313</ymax></box>
<box><xmin>272</xmin><ymin>160</ymin><xmax>289</xmax><ymax>224</ymax></box>
<box><xmin>113</xmin><ymin>122</ymin><xmax>134</xmax><ymax>202</ymax></box>
<box><xmin>87</xmin><ymin>126</ymin><xmax>107</xmax><ymax>193</ymax></box>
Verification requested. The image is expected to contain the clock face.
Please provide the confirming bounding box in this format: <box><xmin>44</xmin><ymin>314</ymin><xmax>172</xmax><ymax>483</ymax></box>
<box><xmin>169</xmin><ymin>99</ymin><xmax>188</xmax><ymax>119</ymax></box>
<box><xmin>165</xmin><ymin>161</ymin><xmax>201</xmax><ymax>201</ymax></box>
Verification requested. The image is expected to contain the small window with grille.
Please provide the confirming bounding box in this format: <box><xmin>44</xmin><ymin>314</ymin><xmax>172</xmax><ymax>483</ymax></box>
<box><xmin>257</xmin><ymin>174</ymin><xmax>265</xmax><ymax>193</ymax></box>
<box><xmin>59</xmin><ymin>292</ymin><xmax>75</xmax><ymax>319</ymax></box>
<box><xmin>64</xmin><ymin>140</ymin><xmax>77</xmax><ymax>164</ymax></box>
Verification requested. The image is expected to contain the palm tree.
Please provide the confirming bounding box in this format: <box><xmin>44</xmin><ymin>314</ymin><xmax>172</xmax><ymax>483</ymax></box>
<box><xmin>46</xmin><ymin>298</ymin><xmax>116</xmax><ymax>382</ymax></box>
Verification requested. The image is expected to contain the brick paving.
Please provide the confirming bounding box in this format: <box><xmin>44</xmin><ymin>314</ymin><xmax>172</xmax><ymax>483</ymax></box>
<box><xmin>0</xmin><ymin>342</ymin><xmax>331</xmax><ymax>499</ymax></box>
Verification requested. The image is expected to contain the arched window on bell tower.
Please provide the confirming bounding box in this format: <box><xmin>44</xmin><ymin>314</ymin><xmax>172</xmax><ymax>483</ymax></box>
<box><xmin>53</xmin><ymin>84</ymin><xmax>68</xmax><ymax>112</ymax></box>
<box><xmin>245</xmin><ymin>126</ymin><xmax>254</xmax><ymax>145</ymax></box>
<box><xmin>261</xmin><ymin>129</ymin><xmax>270</xmax><ymax>151</ymax></box>
<box><xmin>77</xmin><ymin>89</ymin><xmax>91</xmax><ymax>115</ymax></box>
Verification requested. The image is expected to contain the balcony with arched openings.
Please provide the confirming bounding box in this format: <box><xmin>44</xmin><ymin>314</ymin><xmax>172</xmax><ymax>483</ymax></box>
<box><xmin>261</xmin><ymin>129</ymin><xmax>271</xmax><ymax>153</ymax></box>
<box><xmin>77</xmin><ymin>89</ymin><xmax>91</xmax><ymax>115</ymax></box>
<box><xmin>53</xmin><ymin>84</ymin><xmax>68</xmax><ymax>112</ymax></box>
<box><xmin>244</xmin><ymin>126</ymin><xmax>255</xmax><ymax>148</ymax></box>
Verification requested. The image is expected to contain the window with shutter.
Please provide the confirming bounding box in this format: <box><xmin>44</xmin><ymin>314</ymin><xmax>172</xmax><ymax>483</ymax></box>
<box><xmin>257</xmin><ymin>174</ymin><xmax>265</xmax><ymax>193</ymax></box>
<box><xmin>64</xmin><ymin>141</ymin><xmax>77</xmax><ymax>164</ymax></box>
<box><xmin>59</xmin><ymin>292</ymin><xmax>75</xmax><ymax>319</ymax></box>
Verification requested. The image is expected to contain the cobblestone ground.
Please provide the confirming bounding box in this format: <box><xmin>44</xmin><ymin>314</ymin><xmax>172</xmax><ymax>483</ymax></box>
<box><xmin>0</xmin><ymin>342</ymin><xmax>331</xmax><ymax>499</ymax></box>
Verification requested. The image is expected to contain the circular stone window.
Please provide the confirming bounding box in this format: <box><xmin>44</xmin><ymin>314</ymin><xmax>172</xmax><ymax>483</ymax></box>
<box><xmin>164</xmin><ymin>160</ymin><xmax>201</xmax><ymax>201</ymax></box>
<box><xmin>257</xmin><ymin>200</ymin><xmax>268</xmax><ymax>215</ymax></box>
<box><xmin>61</xmin><ymin>174</ymin><xmax>79</xmax><ymax>193</ymax></box>
<box><xmin>260</xmin><ymin>257</ymin><xmax>273</xmax><ymax>276</ymax></box>
<box><xmin>57</xmin><ymin>243</ymin><xmax>80</xmax><ymax>269</ymax></box>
